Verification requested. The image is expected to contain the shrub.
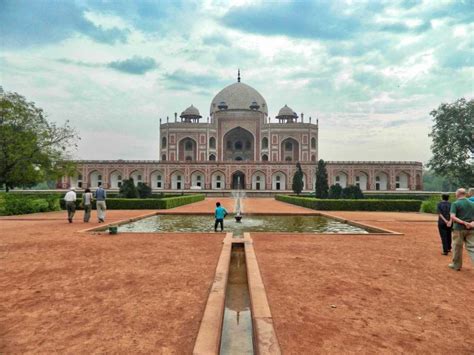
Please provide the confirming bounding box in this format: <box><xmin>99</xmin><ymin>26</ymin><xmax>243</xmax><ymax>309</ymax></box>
<box><xmin>328</xmin><ymin>184</ymin><xmax>342</xmax><ymax>199</ymax></box>
<box><xmin>420</xmin><ymin>199</ymin><xmax>437</xmax><ymax>214</ymax></box>
<box><xmin>119</xmin><ymin>178</ymin><xmax>138</xmax><ymax>198</ymax></box>
<box><xmin>341</xmin><ymin>185</ymin><xmax>364</xmax><ymax>199</ymax></box>
<box><xmin>137</xmin><ymin>182</ymin><xmax>152</xmax><ymax>198</ymax></box>
<box><xmin>419</xmin><ymin>194</ymin><xmax>455</xmax><ymax>214</ymax></box>
<box><xmin>276</xmin><ymin>195</ymin><xmax>422</xmax><ymax>212</ymax></box>
<box><xmin>2</xmin><ymin>194</ymin><xmax>61</xmax><ymax>215</ymax></box>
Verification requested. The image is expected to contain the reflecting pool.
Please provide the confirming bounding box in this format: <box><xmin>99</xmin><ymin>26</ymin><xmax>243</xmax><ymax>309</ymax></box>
<box><xmin>117</xmin><ymin>214</ymin><xmax>371</xmax><ymax>235</ymax></box>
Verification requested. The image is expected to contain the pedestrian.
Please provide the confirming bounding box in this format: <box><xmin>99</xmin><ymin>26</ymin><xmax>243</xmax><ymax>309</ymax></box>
<box><xmin>95</xmin><ymin>182</ymin><xmax>107</xmax><ymax>223</ymax></box>
<box><xmin>468</xmin><ymin>188</ymin><xmax>474</xmax><ymax>202</ymax></box>
<box><xmin>64</xmin><ymin>187</ymin><xmax>77</xmax><ymax>223</ymax></box>
<box><xmin>214</xmin><ymin>201</ymin><xmax>228</xmax><ymax>232</ymax></box>
<box><xmin>82</xmin><ymin>188</ymin><xmax>93</xmax><ymax>223</ymax></box>
<box><xmin>437</xmin><ymin>194</ymin><xmax>452</xmax><ymax>255</ymax></box>
<box><xmin>448</xmin><ymin>188</ymin><xmax>474</xmax><ymax>271</ymax></box>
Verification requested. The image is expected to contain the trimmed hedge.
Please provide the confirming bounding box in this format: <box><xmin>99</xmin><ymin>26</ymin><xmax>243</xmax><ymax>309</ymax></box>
<box><xmin>276</xmin><ymin>195</ymin><xmax>422</xmax><ymax>212</ymax></box>
<box><xmin>60</xmin><ymin>194</ymin><xmax>205</xmax><ymax>210</ymax></box>
<box><xmin>1</xmin><ymin>194</ymin><xmax>61</xmax><ymax>216</ymax></box>
<box><xmin>364</xmin><ymin>193</ymin><xmax>435</xmax><ymax>201</ymax></box>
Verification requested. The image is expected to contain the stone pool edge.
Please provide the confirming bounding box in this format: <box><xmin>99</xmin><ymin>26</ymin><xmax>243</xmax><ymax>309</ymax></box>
<box><xmin>79</xmin><ymin>211</ymin><xmax>402</xmax><ymax>236</ymax></box>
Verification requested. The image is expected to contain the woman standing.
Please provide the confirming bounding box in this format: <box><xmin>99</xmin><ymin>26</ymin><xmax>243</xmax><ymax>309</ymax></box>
<box><xmin>82</xmin><ymin>188</ymin><xmax>94</xmax><ymax>223</ymax></box>
<box><xmin>437</xmin><ymin>194</ymin><xmax>452</xmax><ymax>255</ymax></box>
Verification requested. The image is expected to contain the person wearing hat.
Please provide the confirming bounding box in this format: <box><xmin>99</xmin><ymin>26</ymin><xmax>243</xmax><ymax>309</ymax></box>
<box><xmin>64</xmin><ymin>187</ymin><xmax>77</xmax><ymax>223</ymax></box>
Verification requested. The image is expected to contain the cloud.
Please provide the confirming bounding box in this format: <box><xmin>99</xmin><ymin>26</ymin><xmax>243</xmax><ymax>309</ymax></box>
<box><xmin>163</xmin><ymin>70</ymin><xmax>227</xmax><ymax>91</ymax></box>
<box><xmin>221</xmin><ymin>2</ymin><xmax>362</xmax><ymax>40</ymax></box>
<box><xmin>379</xmin><ymin>21</ymin><xmax>431</xmax><ymax>34</ymax></box>
<box><xmin>424</xmin><ymin>1</ymin><xmax>474</xmax><ymax>25</ymax></box>
<box><xmin>107</xmin><ymin>56</ymin><xmax>158</xmax><ymax>74</ymax></box>
<box><xmin>0</xmin><ymin>0</ymin><xmax>128</xmax><ymax>47</ymax></box>
<box><xmin>202</xmin><ymin>34</ymin><xmax>232</xmax><ymax>47</ymax></box>
<box><xmin>57</xmin><ymin>56</ymin><xmax>158</xmax><ymax>75</ymax></box>
<box><xmin>219</xmin><ymin>1</ymin><xmax>472</xmax><ymax>41</ymax></box>
<box><xmin>87</xmin><ymin>0</ymin><xmax>193</xmax><ymax>33</ymax></box>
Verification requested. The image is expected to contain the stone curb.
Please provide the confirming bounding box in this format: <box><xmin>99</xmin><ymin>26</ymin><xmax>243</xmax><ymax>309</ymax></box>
<box><xmin>244</xmin><ymin>233</ymin><xmax>282</xmax><ymax>355</ymax></box>
<box><xmin>193</xmin><ymin>233</ymin><xmax>233</xmax><ymax>354</ymax></box>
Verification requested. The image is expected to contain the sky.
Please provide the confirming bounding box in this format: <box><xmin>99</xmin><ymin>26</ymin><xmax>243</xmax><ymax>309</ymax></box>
<box><xmin>1</xmin><ymin>0</ymin><xmax>472</xmax><ymax>163</ymax></box>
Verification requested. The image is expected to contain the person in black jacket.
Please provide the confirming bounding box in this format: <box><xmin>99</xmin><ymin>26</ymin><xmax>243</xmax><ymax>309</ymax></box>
<box><xmin>437</xmin><ymin>194</ymin><xmax>452</xmax><ymax>255</ymax></box>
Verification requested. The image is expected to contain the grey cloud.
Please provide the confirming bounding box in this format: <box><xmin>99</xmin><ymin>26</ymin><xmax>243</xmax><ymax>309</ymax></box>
<box><xmin>379</xmin><ymin>21</ymin><xmax>431</xmax><ymax>34</ymax></box>
<box><xmin>57</xmin><ymin>56</ymin><xmax>158</xmax><ymax>75</ymax></box>
<box><xmin>202</xmin><ymin>34</ymin><xmax>232</xmax><ymax>47</ymax></box>
<box><xmin>0</xmin><ymin>0</ymin><xmax>129</xmax><ymax>47</ymax></box>
<box><xmin>163</xmin><ymin>70</ymin><xmax>227</xmax><ymax>91</ymax></box>
<box><xmin>107</xmin><ymin>56</ymin><xmax>158</xmax><ymax>74</ymax></box>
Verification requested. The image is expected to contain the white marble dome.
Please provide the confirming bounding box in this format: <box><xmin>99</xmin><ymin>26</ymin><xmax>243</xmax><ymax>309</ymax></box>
<box><xmin>210</xmin><ymin>82</ymin><xmax>268</xmax><ymax>116</ymax></box>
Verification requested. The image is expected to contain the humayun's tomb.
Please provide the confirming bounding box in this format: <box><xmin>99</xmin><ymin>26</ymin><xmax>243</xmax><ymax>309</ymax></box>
<box><xmin>59</xmin><ymin>72</ymin><xmax>423</xmax><ymax>193</ymax></box>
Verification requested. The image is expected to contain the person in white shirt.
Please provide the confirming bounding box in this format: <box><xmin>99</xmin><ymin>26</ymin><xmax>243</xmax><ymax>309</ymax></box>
<box><xmin>64</xmin><ymin>187</ymin><xmax>77</xmax><ymax>223</ymax></box>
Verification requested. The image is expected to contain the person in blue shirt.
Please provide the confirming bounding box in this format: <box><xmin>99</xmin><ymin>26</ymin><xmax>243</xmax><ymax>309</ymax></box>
<box><xmin>214</xmin><ymin>202</ymin><xmax>228</xmax><ymax>232</ymax></box>
<box><xmin>95</xmin><ymin>182</ymin><xmax>107</xmax><ymax>223</ymax></box>
<box><xmin>468</xmin><ymin>188</ymin><xmax>474</xmax><ymax>202</ymax></box>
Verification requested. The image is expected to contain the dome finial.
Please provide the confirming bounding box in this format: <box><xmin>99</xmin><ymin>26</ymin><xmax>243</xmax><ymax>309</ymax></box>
<box><xmin>237</xmin><ymin>68</ymin><xmax>240</xmax><ymax>82</ymax></box>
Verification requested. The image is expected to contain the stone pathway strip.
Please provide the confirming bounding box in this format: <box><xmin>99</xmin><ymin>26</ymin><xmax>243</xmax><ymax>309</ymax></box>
<box><xmin>193</xmin><ymin>233</ymin><xmax>233</xmax><ymax>354</ymax></box>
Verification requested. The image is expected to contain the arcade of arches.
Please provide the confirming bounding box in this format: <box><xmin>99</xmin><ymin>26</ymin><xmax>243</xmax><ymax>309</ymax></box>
<box><xmin>64</xmin><ymin>162</ymin><xmax>423</xmax><ymax>191</ymax></box>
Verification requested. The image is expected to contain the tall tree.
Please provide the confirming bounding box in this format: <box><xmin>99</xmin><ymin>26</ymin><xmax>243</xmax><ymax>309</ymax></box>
<box><xmin>0</xmin><ymin>87</ymin><xmax>78</xmax><ymax>192</ymax></box>
<box><xmin>292</xmin><ymin>162</ymin><xmax>304</xmax><ymax>195</ymax></box>
<box><xmin>428</xmin><ymin>98</ymin><xmax>474</xmax><ymax>187</ymax></box>
<box><xmin>315</xmin><ymin>159</ymin><xmax>329</xmax><ymax>198</ymax></box>
<box><xmin>422</xmin><ymin>169</ymin><xmax>456</xmax><ymax>192</ymax></box>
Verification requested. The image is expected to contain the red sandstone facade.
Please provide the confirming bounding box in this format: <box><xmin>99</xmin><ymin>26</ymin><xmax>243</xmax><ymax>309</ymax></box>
<box><xmin>60</xmin><ymin>78</ymin><xmax>423</xmax><ymax>192</ymax></box>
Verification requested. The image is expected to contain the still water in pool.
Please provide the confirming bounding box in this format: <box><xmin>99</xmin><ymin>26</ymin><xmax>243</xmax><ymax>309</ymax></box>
<box><xmin>118</xmin><ymin>214</ymin><xmax>370</xmax><ymax>235</ymax></box>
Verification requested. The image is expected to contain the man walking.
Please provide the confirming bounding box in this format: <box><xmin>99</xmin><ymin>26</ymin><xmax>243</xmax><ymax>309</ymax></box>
<box><xmin>449</xmin><ymin>188</ymin><xmax>474</xmax><ymax>271</ymax></box>
<box><xmin>64</xmin><ymin>187</ymin><xmax>77</xmax><ymax>223</ymax></box>
<box><xmin>95</xmin><ymin>182</ymin><xmax>107</xmax><ymax>223</ymax></box>
<box><xmin>214</xmin><ymin>201</ymin><xmax>228</xmax><ymax>232</ymax></box>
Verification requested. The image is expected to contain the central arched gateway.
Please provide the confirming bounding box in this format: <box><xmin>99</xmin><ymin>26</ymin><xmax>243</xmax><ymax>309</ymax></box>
<box><xmin>232</xmin><ymin>171</ymin><xmax>245</xmax><ymax>190</ymax></box>
<box><xmin>223</xmin><ymin>127</ymin><xmax>254</xmax><ymax>161</ymax></box>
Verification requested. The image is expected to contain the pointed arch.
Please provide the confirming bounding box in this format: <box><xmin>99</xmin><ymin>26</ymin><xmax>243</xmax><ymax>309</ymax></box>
<box><xmin>272</xmin><ymin>171</ymin><xmax>287</xmax><ymax>190</ymax></box>
<box><xmin>150</xmin><ymin>170</ymin><xmax>164</xmax><ymax>189</ymax></box>
<box><xmin>252</xmin><ymin>170</ymin><xmax>266</xmax><ymax>190</ymax></box>
<box><xmin>109</xmin><ymin>170</ymin><xmax>124</xmax><ymax>189</ymax></box>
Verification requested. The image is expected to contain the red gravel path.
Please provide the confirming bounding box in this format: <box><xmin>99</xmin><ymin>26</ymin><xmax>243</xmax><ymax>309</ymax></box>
<box><xmin>0</xmin><ymin>210</ymin><xmax>224</xmax><ymax>354</ymax></box>
<box><xmin>252</xmin><ymin>211</ymin><xmax>474</xmax><ymax>354</ymax></box>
